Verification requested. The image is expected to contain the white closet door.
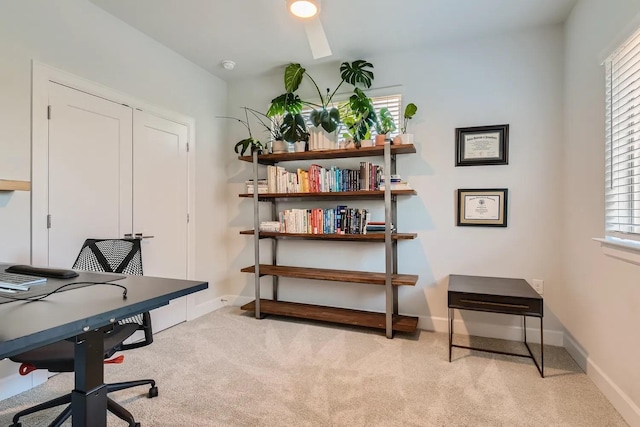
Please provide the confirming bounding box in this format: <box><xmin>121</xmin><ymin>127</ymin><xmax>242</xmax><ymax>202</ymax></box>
<box><xmin>133</xmin><ymin>110</ymin><xmax>189</xmax><ymax>331</ymax></box>
<box><xmin>48</xmin><ymin>82</ymin><xmax>133</xmax><ymax>268</ymax></box>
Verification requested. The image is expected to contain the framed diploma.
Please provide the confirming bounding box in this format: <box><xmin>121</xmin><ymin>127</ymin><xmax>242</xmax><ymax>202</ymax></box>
<box><xmin>456</xmin><ymin>188</ymin><xmax>508</xmax><ymax>227</ymax></box>
<box><xmin>455</xmin><ymin>124</ymin><xmax>509</xmax><ymax>166</ymax></box>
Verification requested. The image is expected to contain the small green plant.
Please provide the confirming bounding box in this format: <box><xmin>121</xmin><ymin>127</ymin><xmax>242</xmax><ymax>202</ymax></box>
<box><xmin>218</xmin><ymin>108</ymin><xmax>267</xmax><ymax>156</ymax></box>
<box><xmin>400</xmin><ymin>103</ymin><xmax>418</xmax><ymax>134</ymax></box>
<box><xmin>339</xmin><ymin>88</ymin><xmax>377</xmax><ymax>148</ymax></box>
<box><xmin>375</xmin><ymin>107</ymin><xmax>396</xmax><ymax>136</ymax></box>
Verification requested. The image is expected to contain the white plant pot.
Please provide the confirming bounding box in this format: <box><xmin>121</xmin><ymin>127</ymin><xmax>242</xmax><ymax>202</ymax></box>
<box><xmin>360</xmin><ymin>139</ymin><xmax>374</xmax><ymax>148</ymax></box>
<box><xmin>293</xmin><ymin>141</ymin><xmax>306</xmax><ymax>152</ymax></box>
<box><xmin>395</xmin><ymin>133</ymin><xmax>414</xmax><ymax>145</ymax></box>
<box><xmin>309</xmin><ymin>128</ymin><xmax>337</xmax><ymax>151</ymax></box>
<box><xmin>271</xmin><ymin>139</ymin><xmax>288</xmax><ymax>154</ymax></box>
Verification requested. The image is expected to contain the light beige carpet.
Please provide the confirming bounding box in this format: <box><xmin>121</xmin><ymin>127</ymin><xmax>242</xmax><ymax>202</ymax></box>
<box><xmin>0</xmin><ymin>306</ymin><xmax>627</xmax><ymax>426</ymax></box>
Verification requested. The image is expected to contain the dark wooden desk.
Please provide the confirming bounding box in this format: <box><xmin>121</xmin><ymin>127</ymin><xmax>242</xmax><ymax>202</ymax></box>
<box><xmin>448</xmin><ymin>274</ymin><xmax>544</xmax><ymax>377</ymax></box>
<box><xmin>0</xmin><ymin>267</ymin><xmax>207</xmax><ymax>427</ymax></box>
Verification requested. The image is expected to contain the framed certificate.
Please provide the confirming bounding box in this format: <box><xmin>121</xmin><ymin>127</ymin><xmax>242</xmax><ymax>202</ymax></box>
<box><xmin>455</xmin><ymin>124</ymin><xmax>509</xmax><ymax>166</ymax></box>
<box><xmin>456</xmin><ymin>188</ymin><xmax>508</xmax><ymax>227</ymax></box>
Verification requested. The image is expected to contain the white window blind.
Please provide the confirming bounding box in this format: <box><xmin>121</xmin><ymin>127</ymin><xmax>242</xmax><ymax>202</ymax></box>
<box><xmin>605</xmin><ymin>28</ymin><xmax>640</xmax><ymax>236</ymax></box>
<box><xmin>300</xmin><ymin>94</ymin><xmax>402</xmax><ymax>138</ymax></box>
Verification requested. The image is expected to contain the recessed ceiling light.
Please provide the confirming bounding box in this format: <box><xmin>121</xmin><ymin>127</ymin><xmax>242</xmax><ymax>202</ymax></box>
<box><xmin>287</xmin><ymin>0</ymin><xmax>319</xmax><ymax>19</ymax></box>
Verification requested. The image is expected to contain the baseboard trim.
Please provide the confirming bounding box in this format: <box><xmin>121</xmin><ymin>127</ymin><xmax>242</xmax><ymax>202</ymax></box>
<box><xmin>422</xmin><ymin>315</ymin><xmax>564</xmax><ymax>347</ymax></box>
<box><xmin>564</xmin><ymin>333</ymin><xmax>640</xmax><ymax>427</ymax></box>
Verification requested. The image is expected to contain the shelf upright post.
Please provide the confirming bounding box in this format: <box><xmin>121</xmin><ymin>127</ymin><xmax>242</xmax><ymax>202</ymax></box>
<box><xmin>391</xmin><ymin>152</ymin><xmax>399</xmax><ymax>316</ymax></box>
<box><xmin>271</xmin><ymin>200</ymin><xmax>279</xmax><ymax>301</ymax></box>
<box><xmin>252</xmin><ymin>150</ymin><xmax>261</xmax><ymax>318</ymax></box>
<box><xmin>384</xmin><ymin>141</ymin><xmax>393</xmax><ymax>338</ymax></box>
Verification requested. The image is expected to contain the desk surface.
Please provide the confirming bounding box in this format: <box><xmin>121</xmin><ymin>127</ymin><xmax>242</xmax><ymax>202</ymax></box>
<box><xmin>0</xmin><ymin>267</ymin><xmax>207</xmax><ymax>359</ymax></box>
<box><xmin>448</xmin><ymin>274</ymin><xmax>541</xmax><ymax>300</ymax></box>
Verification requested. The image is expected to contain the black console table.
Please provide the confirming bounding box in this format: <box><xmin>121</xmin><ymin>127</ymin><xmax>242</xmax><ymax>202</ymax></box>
<box><xmin>447</xmin><ymin>274</ymin><xmax>544</xmax><ymax>377</ymax></box>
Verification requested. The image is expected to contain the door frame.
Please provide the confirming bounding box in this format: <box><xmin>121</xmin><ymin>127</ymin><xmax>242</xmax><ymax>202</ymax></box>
<box><xmin>31</xmin><ymin>61</ymin><xmax>196</xmax><ymax>290</ymax></box>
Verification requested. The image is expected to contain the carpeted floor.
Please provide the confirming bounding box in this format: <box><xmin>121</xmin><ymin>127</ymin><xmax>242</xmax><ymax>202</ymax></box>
<box><xmin>0</xmin><ymin>306</ymin><xmax>627</xmax><ymax>426</ymax></box>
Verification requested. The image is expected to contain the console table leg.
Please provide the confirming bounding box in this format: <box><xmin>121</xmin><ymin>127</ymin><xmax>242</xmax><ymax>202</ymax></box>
<box><xmin>448</xmin><ymin>308</ymin><xmax>454</xmax><ymax>362</ymax></box>
<box><xmin>540</xmin><ymin>317</ymin><xmax>544</xmax><ymax>378</ymax></box>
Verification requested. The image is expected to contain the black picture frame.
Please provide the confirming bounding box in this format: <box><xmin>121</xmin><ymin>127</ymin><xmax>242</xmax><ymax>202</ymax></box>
<box><xmin>455</xmin><ymin>124</ymin><xmax>509</xmax><ymax>166</ymax></box>
<box><xmin>456</xmin><ymin>188</ymin><xmax>508</xmax><ymax>227</ymax></box>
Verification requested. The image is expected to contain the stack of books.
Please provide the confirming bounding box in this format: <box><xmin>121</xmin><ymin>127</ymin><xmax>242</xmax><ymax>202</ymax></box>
<box><xmin>365</xmin><ymin>221</ymin><xmax>395</xmax><ymax>234</ymax></box>
<box><xmin>259</xmin><ymin>221</ymin><xmax>281</xmax><ymax>232</ymax></box>
<box><xmin>380</xmin><ymin>174</ymin><xmax>412</xmax><ymax>191</ymax></box>
<box><xmin>246</xmin><ymin>179</ymin><xmax>268</xmax><ymax>194</ymax></box>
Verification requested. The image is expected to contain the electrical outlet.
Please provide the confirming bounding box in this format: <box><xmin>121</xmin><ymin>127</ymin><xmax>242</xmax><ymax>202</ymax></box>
<box><xmin>532</xmin><ymin>279</ymin><xmax>544</xmax><ymax>295</ymax></box>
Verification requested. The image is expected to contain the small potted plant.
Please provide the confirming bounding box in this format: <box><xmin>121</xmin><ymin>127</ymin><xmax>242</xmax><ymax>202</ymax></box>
<box><xmin>394</xmin><ymin>103</ymin><xmax>417</xmax><ymax>145</ymax></box>
<box><xmin>339</xmin><ymin>88</ymin><xmax>377</xmax><ymax>149</ymax></box>
<box><xmin>374</xmin><ymin>107</ymin><xmax>396</xmax><ymax>146</ymax></box>
<box><xmin>280</xmin><ymin>112</ymin><xmax>308</xmax><ymax>152</ymax></box>
<box><xmin>217</xmin><ymin>108</ymin><xmax>265</xmax><ymax>156</ymax></box>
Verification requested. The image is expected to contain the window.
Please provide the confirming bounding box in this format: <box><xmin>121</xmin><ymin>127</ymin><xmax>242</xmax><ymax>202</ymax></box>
<box><xmin>605</xmin><ymin>28</ymin><xmax>640</xmax><ymax>239</ymax></box>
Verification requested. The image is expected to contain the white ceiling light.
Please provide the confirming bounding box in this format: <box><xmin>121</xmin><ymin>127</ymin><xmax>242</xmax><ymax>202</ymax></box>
<box><xmin>221</xmin><ymin>60</ymin><xmax>236</xmax><ymax>70</ymax></box>
<box><xmin>287</xmin><ymin>0</ymin><xmax>319</xmax><ymax>19</ymax></box>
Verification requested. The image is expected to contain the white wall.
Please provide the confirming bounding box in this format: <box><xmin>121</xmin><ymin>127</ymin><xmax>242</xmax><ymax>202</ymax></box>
<box><xmin>226</xmin><ymin>25</ymin><xmax>565</xmax><ymax>341</ymax></box>
<box><xmin>562</xmin><ymin>0</ymin><xmax>640</xmax><ymax>424</ymax></box>
<box><xmin>0</xmin><ymin>0</ymin><xmax>227</xmax><ymax>396</ymax></box>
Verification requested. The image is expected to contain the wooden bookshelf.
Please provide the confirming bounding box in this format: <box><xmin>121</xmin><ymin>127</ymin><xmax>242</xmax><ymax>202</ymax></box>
<box><xmin>238</xmin><ymin>144</ymin><xmax>417</xmax><ymax>165</ymax></box>
<box><xmin>241</xmin><ymin>299</ymin><xmax>418</xmax><ymax>333</ymax></box>
<box><xmin>239</xmin><ymin>189</ymin><xmax>416</xmax><ymax>201</ymax></box>
<box><xmin>239</xmin><ymin>230</ymin><xmax>417</xmax><ymax>241</ymax></box>
<box><xmin>0</xmin><ymin>180</ymin><xmax>30</xmax><ymax>192</ymax></box>
<box><xmin>241</xmin><ymin>264</ymin><xmax>418</xmax><ymax>286</ymax></box>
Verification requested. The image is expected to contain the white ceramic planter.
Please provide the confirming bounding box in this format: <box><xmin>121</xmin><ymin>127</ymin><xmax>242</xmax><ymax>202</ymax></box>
<box><xmin>293</xmin><ymin>141</ymin><xmax>306</xmax><ymax>152</ymax></box>
<box><xmin>271</xmin><ymin>139</ymin><xmax>288</xmax><ymax>154</ymax></box>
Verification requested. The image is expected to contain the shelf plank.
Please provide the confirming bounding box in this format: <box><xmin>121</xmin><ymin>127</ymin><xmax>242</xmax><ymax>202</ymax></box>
<box><xmin>0</xmin><ymin>180</ymin><xmax>30</xmax><ymax>192</ymax></box>
<box><xmin>241</xmin><ymin>299</ymin><xmax>418</xmax><ymax>333</ymax></box>
<box><xmin>239</xmin><ymin>230</ymin><xmax>417</xmax><ymax>241</ymax></box>
<box><xmin>238</xmin><ymin>144</ymin><xmax>417</xmax><ymax>164</ymax></box>
<box><xmin>241</xmin><ymin>264</ymin><xmax>418</xmax><ymax>286</ymax></box>
<box><xmin>239</xmin><ymin>189</ymin><xmax>417</xmax><ymax>200</ymax></box>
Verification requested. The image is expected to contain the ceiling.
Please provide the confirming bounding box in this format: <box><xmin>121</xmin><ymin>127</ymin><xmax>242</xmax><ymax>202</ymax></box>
<box><xmin>89</xmin><ymin>0</ymin><xmax>578</xmax><ymax>81</ymax></box>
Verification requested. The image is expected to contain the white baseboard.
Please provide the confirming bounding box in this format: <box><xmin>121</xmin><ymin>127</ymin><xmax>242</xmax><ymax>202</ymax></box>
<box><xmin>564</xmin><ymin>333</ymin><xmax>640</xmax><ymax>427</ymax></box>
<box><xmin>422</xmin><ymin>315</ymin><xmax>564</xmax><ymax>347</ymax></box>
<box><xmin>0</xmin><ymin>370</ymin><xmax>47</xmax><ymax>401</ymax></box>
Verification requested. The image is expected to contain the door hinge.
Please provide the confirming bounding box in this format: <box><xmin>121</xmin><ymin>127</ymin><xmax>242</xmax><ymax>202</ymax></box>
<box><xmin>47</xmin><ymin>105</ymin><xmax>51</xmax><ymax>120</ymax></box>
<box><xmin>46</xmin><ymin>214</ymin><xmax>52</xmax><ymax>229</ymax></box>
<box><xmin>187</xmin><ymin>213</ymin><xmax>190</xmax><ymax>223</ymax></box>
<box><xmin>186</xmin><ymin>143</ymin><xmax>190</xmax><ymax>152</ymax></box>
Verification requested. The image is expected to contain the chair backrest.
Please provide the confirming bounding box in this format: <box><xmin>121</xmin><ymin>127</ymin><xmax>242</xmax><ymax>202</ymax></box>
<box><xmin>73</xmin><ymin>238</ymin><xmax>143</xmax><ymax>275</ymax></box>
<box><xmin>73</xmin><ymin>238</ymin><xmax>153</xmax><ymax>349</ymax></box>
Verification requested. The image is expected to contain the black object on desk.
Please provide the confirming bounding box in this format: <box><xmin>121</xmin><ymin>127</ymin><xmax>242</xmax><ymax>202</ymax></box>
<box><xmin>0</xmin><ymin>264</ymin><xmax>208</xmax><ymax>427</ymax></box>
<box><xmin>447</xmin><ymin>274</ymin><xmax>544</xmax><ymax>377</ymax></box>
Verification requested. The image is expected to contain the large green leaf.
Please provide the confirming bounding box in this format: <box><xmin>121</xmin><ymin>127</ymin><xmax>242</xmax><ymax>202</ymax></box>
<box><xmin>404</xmin><ymin>103</ymin><xmax>418</xmax><ymax>119</ymax></box>
<box><xmin>234</xmin><ymin>138</ymin><xmax>263</xmax><ymax>156</ymax></box>
<box><xmin>280</xmin><ymin>113</ymin><xmax>307</xmax><ymax>142</ymax></box>
<box><xmin>267</xmin><ymin>93</ymin><xmax>302</xmax><ymax>117</ymax></box>
<box><xmin>340</xmin><ymin>60</ymin><xmax>374</xmax><ymax>88</ymax></box>
<box><xmin>284</xmin><ymin>63</ymin><xmax>305</xmax><ymax>93</ymax></box>
<box><xmin>309</xmin><ymin>108</ymin><xmax>341</xmax><ymax>133</ymax></box>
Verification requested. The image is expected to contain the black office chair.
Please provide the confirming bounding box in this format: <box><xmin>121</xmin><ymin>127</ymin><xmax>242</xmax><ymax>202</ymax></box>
<box><xmin>9</xmin><ymin>238</ymin><xmax>157</xmax><ymax>427</ymax></box>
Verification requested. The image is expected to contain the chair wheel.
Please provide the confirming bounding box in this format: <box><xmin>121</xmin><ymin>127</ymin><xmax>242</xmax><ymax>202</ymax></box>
<box><xmin>134</xmin><ymin>423</ymin><xmax>141</xmax><ymax>427</ymax></box>
<box><xmin>10</xmin><ymin>423</ymin><xmax>22</xmax><ymax>427</ymax></box>
<box><xmin>148</xmin><ymin>385</ymin><xmax>158</xmax><ymax>398</ymax></box>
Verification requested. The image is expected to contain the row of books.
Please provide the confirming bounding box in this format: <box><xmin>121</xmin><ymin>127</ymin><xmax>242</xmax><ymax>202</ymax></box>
<box><xmin>278</xmin><ymin>206</ymin><xmax>370</xmax><ymax>235</ymax></box>
<box><xmin>264</xmin><ymin>163</ymin><xmax>385</xmax><ymax>194</ymax></box>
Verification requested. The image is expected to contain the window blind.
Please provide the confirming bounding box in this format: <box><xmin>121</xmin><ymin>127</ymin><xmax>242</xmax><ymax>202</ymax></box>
<box><xmin>605</xmin><ymin>28</ymin><xmax>640</xmax><ymax>236</ymax></box>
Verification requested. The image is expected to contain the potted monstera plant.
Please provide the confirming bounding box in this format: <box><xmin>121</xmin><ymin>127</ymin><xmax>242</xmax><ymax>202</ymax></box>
<box><xmin>268</xmin><ymin>60</ymin><xmax>375</xmax><ymax>149</ymax></box>
<box><xmin>339</xmin><ymin>88</ymin><xmax>377</xmax><ymax>149</ymax></box>
<box><xmin>374</xmin><ymin>107</ymin><xmax>396</xmax><ymax>146</ymax></box>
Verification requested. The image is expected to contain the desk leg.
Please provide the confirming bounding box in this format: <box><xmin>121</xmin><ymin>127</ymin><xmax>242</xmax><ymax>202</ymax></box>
<box><xmin>72</xmin><ymin>328</ymin><xmax>108</xmax><ymax>427</ymax></box>
<box><xmin>448</xmin><ymin>308</ymin><xmax>453</xmax><ymax>362</ymax></box>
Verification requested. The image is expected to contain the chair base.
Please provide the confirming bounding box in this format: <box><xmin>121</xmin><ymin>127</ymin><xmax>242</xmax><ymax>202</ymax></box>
<box><xmin>11</xmin><ymin>379</ymin><xmax>156</xmax><ymax>427</ymax></box>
